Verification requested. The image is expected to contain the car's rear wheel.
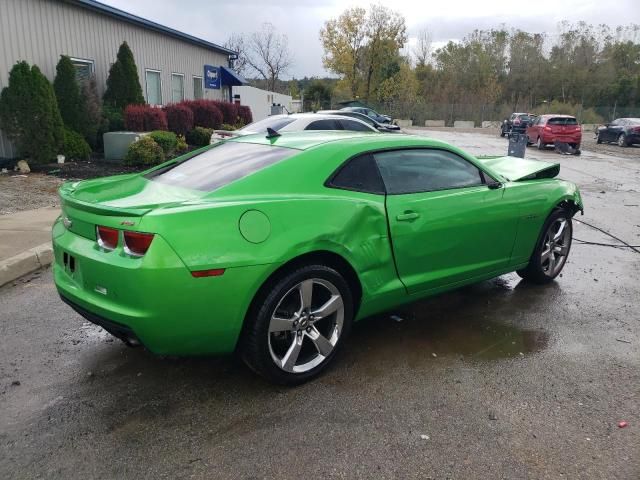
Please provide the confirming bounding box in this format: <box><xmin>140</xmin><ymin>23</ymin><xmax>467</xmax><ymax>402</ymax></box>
<box><xmin>618</xmin><ymin>133</ymin><xmax>628</xmax><ymax>147</ymax></box>
<box><xmin>537</xmin><ymin>137</ymin><xmax>545</xmax><ymax>150</ymax></box>
<box><xmin>240</xmin><ymin>265</ymin><xmax>353</xmax><ymax>385</ymax></box>
<box><xmin>517</xmin><ymin>209</ymin><xmax>573</xmax><ymax>284</ymax></box>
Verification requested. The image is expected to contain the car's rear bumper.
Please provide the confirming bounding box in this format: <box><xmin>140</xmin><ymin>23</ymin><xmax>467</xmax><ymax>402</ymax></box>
<box><xmin>541</xmin><ymin>134</ymin><xmax>582</xmax><ymax>145</ymax></box>
<box><xmin>52</xmin><ymin>217</ymin><xmax>274</xmax><ymax>355</ymax></box>
<box><xmin>626</xmin><ymin>133</ymin><xmax>640</xmax><ymax>144</ymax></box>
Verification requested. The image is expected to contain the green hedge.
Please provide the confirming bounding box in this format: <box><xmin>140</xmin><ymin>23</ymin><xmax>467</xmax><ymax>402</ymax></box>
<box><xmin>186</xmin><ymin>127</ymin><xmax>213</xmax><ymax>147</ymax></box>
<box><xmin>62</xmin><ymin>128</ymin><xmax>91</xmax><ymax>160</ymax></box>
<box><xmin>148</xmin><ymin>130</ymin><xmax>177</xmax><ymax>156</ymax></box>
<box><xmin>124</xmin><ymin>136</ymin><xmax>164</xmax><ymax>166</ymax></box>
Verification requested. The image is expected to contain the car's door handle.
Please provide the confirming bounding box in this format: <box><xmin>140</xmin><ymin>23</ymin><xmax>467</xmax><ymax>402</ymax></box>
<box><xmin>396</xmin><ymin>211</ymin><xmax>420</xmax><ymax>221</ymax></box>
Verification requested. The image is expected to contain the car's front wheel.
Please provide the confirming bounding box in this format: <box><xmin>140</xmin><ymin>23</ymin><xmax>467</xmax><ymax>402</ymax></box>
<box><xmin>240</xmin><ymin>264</ymin><xmax>353</xmax><ymax>385</ymax></box>
<box><xmin>517</xmin><ymin>209</ymin><xmax>573</xmax><ymax>284</ymax></box>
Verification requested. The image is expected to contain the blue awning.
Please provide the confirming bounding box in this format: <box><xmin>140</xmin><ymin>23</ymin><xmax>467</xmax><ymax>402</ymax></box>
<box><xmin>220</xmin><ymin>66</ymin><xmax>247</xmax><ymax>87</ymax></box>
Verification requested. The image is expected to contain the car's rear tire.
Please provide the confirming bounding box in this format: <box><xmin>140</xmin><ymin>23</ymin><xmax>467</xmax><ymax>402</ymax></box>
<box><xmin>536</xmin><ymin>137</ymin><xmax>546</xmax><ymax>150</ymax></box>
<box><xmin>618</xmin><ymin>133</ymin><xmax>628</xmax><ymax>147</ymax></box>
<box><xmin>240</xmin><ymin>264</ymin><xmax>353</xmax><ymax>385</ymax></box>
<box><xmin>517</xmin><ymin>209</ymin><xmax>573</xmax><ymax>284</ymax></box>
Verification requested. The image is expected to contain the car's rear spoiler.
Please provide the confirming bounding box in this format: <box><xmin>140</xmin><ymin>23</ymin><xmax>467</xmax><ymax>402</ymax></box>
<box><xmin>476</xmin><ymin>156</ymin><xmax>560</xmax><ymax>182</ymax></box>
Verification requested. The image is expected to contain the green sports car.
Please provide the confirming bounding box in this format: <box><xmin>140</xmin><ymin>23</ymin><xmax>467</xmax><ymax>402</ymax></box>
<box><xmin>53</xmin><ymin>131</ymin><xmax>583</xmax><ymax>384</ymax></box>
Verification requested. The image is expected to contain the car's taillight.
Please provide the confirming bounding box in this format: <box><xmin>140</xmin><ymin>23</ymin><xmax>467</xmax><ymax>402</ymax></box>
<box><xmin>96</xmin><ymin>226</ymin><xmax>119</xmax><ymax>250</ymax></box>
<box><xmin>123</xmin><ymin>231</ymin><xmax>155</xmax><ymax>257</ymax></box>
<box><xmin>544</xmin><ymin>126</ymin><xmax>552</xmax><ymax>131</ymax></box>
<box><xmin>633</xmin><ymin>126</ymin><xmax>640</xmax><ymax>133</ymax></box>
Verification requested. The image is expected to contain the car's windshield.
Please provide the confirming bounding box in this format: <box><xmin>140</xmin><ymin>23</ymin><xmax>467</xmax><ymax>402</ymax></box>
<box><xmin>238</xmin><ymin>116</ymin><xmax>296</xmax><ymax>134</ymax></box>
<box><xmin>548</xmin><ymin>117</ymin><xmax>578</xmax><ymax>125</ymax></box>
<box><xmin>147</xmin><ymin>142</ymin><xmax>297</xmax><ymax>191</ymax></box>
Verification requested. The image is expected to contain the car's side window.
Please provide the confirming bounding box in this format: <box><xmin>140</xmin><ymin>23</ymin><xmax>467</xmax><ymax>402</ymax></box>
<box><xmin>306</xmin><ymin>120</ymin><xmax>341</xmax><ymax>130</ymax></box>
<box><xmin>374</xmin><ymin>149</ymin><xmax>485</xmax><ymax>195</ymax></box>
<box><xmin>327</xmin><ymin>154</ymin><xmax>386</xmax><ymax>194</ymax></box>
<box><xmin>340</xmin><ymin>119</ymin><xmax>373</xmax><ymax>132</ymax></box>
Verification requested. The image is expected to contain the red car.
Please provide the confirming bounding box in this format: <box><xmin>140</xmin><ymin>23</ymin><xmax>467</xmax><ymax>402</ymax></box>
<box><xmin>526</xmin><ymin>115</ymin><xmax>582</xmax><ymax>150</ymax></box>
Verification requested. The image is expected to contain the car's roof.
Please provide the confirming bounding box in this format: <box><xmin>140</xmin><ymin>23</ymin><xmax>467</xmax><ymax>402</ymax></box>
<box><xmin>229</xmin><ymin>131</ymin><xmax>448</xmax><ymax>151</ymax></box>
<box><xmin>540</xmin><ymin>114</ymin><xmax>576</xmax><ymax>118</ymax></box>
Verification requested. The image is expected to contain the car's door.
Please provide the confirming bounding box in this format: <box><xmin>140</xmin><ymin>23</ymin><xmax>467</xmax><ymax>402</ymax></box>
<box><xmin>526</xmin><ymin>116</ymin><xmax>539</xmax><ymax>140</ymax></box>
<box><xmin>605</xmin><ymin>119</ymin><xmax>622</xmax><ymax>141</ymax></box>
<box><xmin>376</xmin><ymin>148</ymin><xmax>519</xmax><ymax>294</ymax></box>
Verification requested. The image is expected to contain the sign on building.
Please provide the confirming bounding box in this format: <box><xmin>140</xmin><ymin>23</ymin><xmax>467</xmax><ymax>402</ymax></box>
<box><xmin>204</xmin><ymin>65</ymin><xmax>220</xmax><ymax>89</ymax></box>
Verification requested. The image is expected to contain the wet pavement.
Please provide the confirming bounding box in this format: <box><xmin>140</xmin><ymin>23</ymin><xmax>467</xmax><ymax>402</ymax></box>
<box><xmin>1</xmin><ymin>130</ymin><xmax>639</xmax><ymax>479</ymax></box>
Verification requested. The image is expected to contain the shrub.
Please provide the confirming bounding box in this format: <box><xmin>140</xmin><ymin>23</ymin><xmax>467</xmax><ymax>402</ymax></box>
<box><xmin>164</xmin><ymin>104</ymin><xmax>194</xmax><ymax>135</ymax></box>
<box><xmin>62</xmin><ymin>128</ymin><xmax>91</xmax><ymax>160</ymax></box>
<box><xmin>176</xmin><ymin>135</ymin><xmax>188</xmax><ymax>153</ymax></box>
<box><xmin>124</xmin><ymin>136</ymin><xmax>164</xmax><ymax>166</ymax></box>
<box><xmin>54</xmin><ymin>55</ymin><xmax>84</xmax><ymax>133</ymax></box>
<box><xmin>103</xmin><ymin>41</ymin><xmax>145</xmax><ymax>109</ymax></box>
<box><xmin>238</xmin><ymin>105</ymin><xmax>253</xmax><ymax>125</ymax></box>
<box><xmin>220</xmin><ymin>123</ymin><xmax>238</xmax><ymax>131</ymax></box>
<box><xmin>124</xmin><ymin>105</ymin><xmax>168</xmax><ymax>131</ymax></box>
<box><xmin>81</xmin><ymin>75</ymin><xmax>102</xmax><ymax>148</ymax></box>
<box><xmin>148</xmin><ymin>130</ymin><xmax>177</xmax><ymax>156</ymax></box>
<box><xmin>186</xmin><ymin>127</ymin><xmax>213</xmax><ymax>147</ymax></box>
<box><xmin>102</xmin><ymin>105</ymin><xmax>124</xmax><ymax>131</ymax></box>
<box><xmin>144</xmin><ymin>107</ymin><xmax>168</xmax><ymax>131</ymax></box>
<box><xmin>124</xmin><ymin>104</ymin><xmax>146</xmax><ymax>131</ymax></box>
<box><xmin>0</xmin><ymin>61</ymin><xmax>64</xmax><ymax>164</ymax></box>
<box><xmin>213</xmin><ymin>101</ymin><xmax>239</xmax><ymax>124</ymax></box>
<box><xmin>181</xmin><ymin>100</ymin><xmax>223</xmax><ymax>129</ymax></box>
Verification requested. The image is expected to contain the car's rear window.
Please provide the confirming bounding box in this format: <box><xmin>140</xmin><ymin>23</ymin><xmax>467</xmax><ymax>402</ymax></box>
<box><xmin>518</xmin><ymin>114</ymin><xmax>534</xmax><ymax>122</ymax></box>
<box><xmin>548</xmin><ymin>117</ymin><xmax>578</xmax><ymax>125</ymax></box>
<box><xmin>147</xmin><ymin>142</ymin><xmax>297</xmax><ymax>191</ymax></box>
<box><xmin>628</xmin><ymin>118</ymin><xmax>640</xmax><ymax>125</ymax></box>
<box><xmin>238</xmin><ymin>117</ymin><xmax>296</xmax><ymax>134</ymax></box>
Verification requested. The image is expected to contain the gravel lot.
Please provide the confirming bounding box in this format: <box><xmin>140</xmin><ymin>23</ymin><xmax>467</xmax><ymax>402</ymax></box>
<box><xmin>0</xmin><ymin>128</ymin><xmax>638</xmax><ymax>479</ymax></box>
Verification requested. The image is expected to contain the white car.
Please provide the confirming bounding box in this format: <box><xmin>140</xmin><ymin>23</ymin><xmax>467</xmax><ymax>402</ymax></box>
<box><xmin>211</xmin><ymin>113</ymin><xmax>378</xmax><ymax>142</ymax></box>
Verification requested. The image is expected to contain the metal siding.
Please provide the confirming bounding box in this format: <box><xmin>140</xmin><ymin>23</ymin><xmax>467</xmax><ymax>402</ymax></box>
<box><xmin>0</xmin><ymin>0</ymin><xmax>228</xmax><ymax>157</ymax></box>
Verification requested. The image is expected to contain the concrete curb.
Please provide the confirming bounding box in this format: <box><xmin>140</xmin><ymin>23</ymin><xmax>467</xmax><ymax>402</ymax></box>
<box><xmin>0</xmin><ymin>242</ymin><xmax>53</xmax><ymax>287</ymax></box>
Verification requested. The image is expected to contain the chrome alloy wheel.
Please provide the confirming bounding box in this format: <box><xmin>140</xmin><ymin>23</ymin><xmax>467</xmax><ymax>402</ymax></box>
<box><xmin>540</xmin><ymin>217</ymin><xmax>571</xmax><ymax>277</ymax></box>
<box><xmin>268</xmin><ymin>278</ymin><xmax>344</xmax><ymax>373</ymax></box>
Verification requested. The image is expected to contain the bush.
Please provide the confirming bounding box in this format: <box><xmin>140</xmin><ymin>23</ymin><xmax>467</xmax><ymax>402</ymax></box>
<box><xmin>0</xmin><ymin>61</ymin><xmax>64</xmax><ymax>164</ymax></box>
<box><xmin>181</xmin><ymin>100</ymin><xmax>223</xmax><ymax>129</ymax></box>
<box><xmin>238</xmin><ymin>105</ymin><xmax>253</xmax><ymax>125</ymax></box>
<box><xmin>148</xmin><ymin>130</ymin><xmax>177</xmax><ymax>156</ymax></box>
<box><xmin>62</xmin><ymin>128</ymin><xmax>91</xmax><ymax>160</ymax></box>
<box><xmin>176</xmin><ymin>135</ymin><xmax>188</xmax><ymax>153</ymax></box>
<box><xmin>54</xmin><ymin>55</ymin><xmax>84</xmax><ymax>134</ymax></box>
<box><xmin>124</xmin><ymin>136</ymin><xmax>164</xmax><ymax>166</ymax></box>
<box><xmin>164</xmin><ymin>104</ymin><xmax>193</xmax><ymax>135</ymax></box>
<box><xmin>80</xmin><ymin>75</ymin><xmax>102</xmax><ymax>148</ymax></box>
<box><xmin>103</xmin><ymin>41</ymin><xmax>145</xmax><ymax>109</ymax></box>
<box><xmin>186</xmin><ymin>127</ymin><xmax>213</xmax><ymax>147</ymax></box>
<box><xmin>124</xmin><ymin>105</ymin><xmax>168</xmax><ymax>131</ymax></box>
<box><xmin>213</xmin><ymin>101</ymin><xmax>239</xmax><ymax>124</ymax></box>
<box><xmin>102</xmin><ymin>105</ymin><xmax>124</xmax><ymax>131</ymax></box>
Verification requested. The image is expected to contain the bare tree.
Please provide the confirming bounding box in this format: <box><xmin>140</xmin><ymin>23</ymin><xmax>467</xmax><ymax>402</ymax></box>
<box><xmin>245</xmin><ymin>23</ymin><xmax>293</xmax><ymax>92</ymax></box>
<box><xmin>224</xmin><ymin>33</ymin><xmax>248</xmax><ymax>76</ymax></box>
<box><xmin>413</xmin><ymin>29</ymin><xmax>432</xmax><ymax>66</ymax></box>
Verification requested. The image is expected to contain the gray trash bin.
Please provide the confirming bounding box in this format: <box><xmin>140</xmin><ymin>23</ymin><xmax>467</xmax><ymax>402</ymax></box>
<box><xmin>508</xmin><ymin>133</ymin><xmax>527</xmax><ymax>158</ymax></box>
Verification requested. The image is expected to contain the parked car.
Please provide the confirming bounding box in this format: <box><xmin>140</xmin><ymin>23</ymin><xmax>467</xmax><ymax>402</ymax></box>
<box><xmin>500</xmin><ymin>113</ymin><xmax>537</xmax><ymax>137</ymax></box>
<box><xmin>596</xmin><ymin>118</ymin><xmax>640</xmax><ymax>147</ymax></box>
<box><xmin>211</xmin><ymin>113</ymin><xmax>377</xmax><ymax>141</ymax></box>
<box><xmin>317</xmin><ymin>110</ymin><xmax>401</xmax><ymax>132</ymax></box>
<box><xmin>340</xmin><ymin>106</ymin><xmax>392</xmax><ymax>124</ymax></box>
<box><xmin>54</xmin><ymin>131</ymin><xmax>583</xmax><ymax>384</ymax></box>
<box><xmin>526</xmin><ymin>115</ymin><xmax>582</xmax><ymax>150</ymax></box>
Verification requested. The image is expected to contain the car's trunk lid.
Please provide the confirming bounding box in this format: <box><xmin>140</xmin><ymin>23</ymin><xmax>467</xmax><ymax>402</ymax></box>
<box><xmin>476</xmin><ymin>156</ymin><xmax>560</xmax><ymax>182</ymax></box>
<box><xmin>60</xmin><ymin>174</ymin><xmax>206</xmax><ymax>217</ymax></box>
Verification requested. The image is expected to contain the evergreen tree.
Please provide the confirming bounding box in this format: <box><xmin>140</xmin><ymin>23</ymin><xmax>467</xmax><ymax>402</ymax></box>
<box><xmin>0</xmin><ymin>62</ymin><xmax>64</xmax><ymax>163</ymax></box>
<box><xmin>54</xmin><ymin>55</ymin><xmax>84</xmax><ymax>133</ymax></box>
<box><xmin>103</xmin><ymin>41</ymin><xmax>145</xmax><ymax>109</ymax></box>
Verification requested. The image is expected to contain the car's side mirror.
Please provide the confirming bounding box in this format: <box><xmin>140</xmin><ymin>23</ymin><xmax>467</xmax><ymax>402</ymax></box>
<box><xmin>487</xmin><ymin>180</ymin><xmax>503</xmax><ymax>190</ymax></box>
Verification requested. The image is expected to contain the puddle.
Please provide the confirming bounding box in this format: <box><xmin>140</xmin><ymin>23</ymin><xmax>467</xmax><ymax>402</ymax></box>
<box><xmin>348</xmin><ymin>276</ymin><xmax>550</xmax><ymax>368</ymax></box>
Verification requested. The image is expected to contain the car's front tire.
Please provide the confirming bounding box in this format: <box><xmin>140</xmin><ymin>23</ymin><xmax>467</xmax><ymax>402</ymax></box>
<box><xmin>517</xmin><ymin>209</ymin><xmax>573</xmax><ymax>284</ymax></box>
<box><xmin>240</xmin><ymin>264</ymin><xmax>353</xmax><ymax>385</ymax></box>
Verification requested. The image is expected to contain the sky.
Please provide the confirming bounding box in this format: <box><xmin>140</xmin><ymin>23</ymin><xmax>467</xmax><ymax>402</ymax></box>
<box><xmin>101</xmin><ymin>0</ymin><xmax>640</xmax><ymax>78</ymax></box>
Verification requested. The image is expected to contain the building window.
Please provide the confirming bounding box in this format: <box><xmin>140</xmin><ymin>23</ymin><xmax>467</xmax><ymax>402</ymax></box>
<box><xmin>70</xmin><ymin>57</ymin><xmax>94</xmax><ymax>83</ymax></box>
<box><xmin>171</xmin><ymin>73</ymin><xmax>185</xmax><ymax>103</ymax></box>
<box><xmin>193</xmin><ymin>76</ymin><xmax>203</xmax><ymax>99</ymax></box>
<box><xmin>145</xmin><ymin>69</ymin><xmax>162</xmax><ymax>106</ymax></box>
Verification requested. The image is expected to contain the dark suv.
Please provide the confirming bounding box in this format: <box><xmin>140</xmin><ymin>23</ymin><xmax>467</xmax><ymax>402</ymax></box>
<box><xmin>501</xmin><ymin>113</ymin><xmax>537</xmax><ymax>137</ymax></box>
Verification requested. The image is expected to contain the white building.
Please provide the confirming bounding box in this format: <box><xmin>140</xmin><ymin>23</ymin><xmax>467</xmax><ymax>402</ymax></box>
<box><xmin>232</xmin><ymin>86</ymin><xmax>294</xmax><ymax>122</ymax></box>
